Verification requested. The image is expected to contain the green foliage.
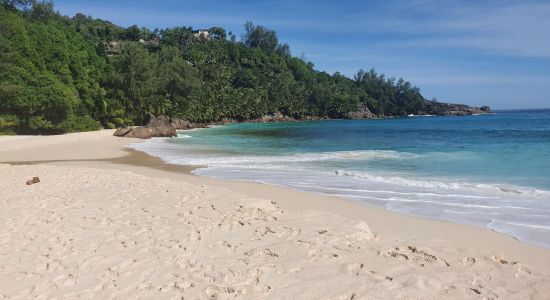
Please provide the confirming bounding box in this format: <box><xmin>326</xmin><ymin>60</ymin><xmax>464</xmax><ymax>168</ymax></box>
<box><xmin>57</xmin><ymin>115</ymin><xmax>100</xmax><ymax>132</ymax></box>
<box><xmin>243</xmin><ymin>21</ymin><xmax>279</xmax><ymax>53</ymax></box>
<box><xmin>160</xmin><ymin>27</ymin><xmax>194</xmax><ymax>49</ymax></box>
<box><xmin>28</xmin><ymin>0</ymin><xmax>55</xmax><ymax>20</ymax></box>
<box><xmin>27</xmin><ymin>115</ymin><xmax>54</xmax><ymax>131</ymax></box>
<box><xmin>71</xmin><ymin>13</ymin><xmax>124</xmax><ymax>43</ymax></box>
<box><xmin>1</xmin><ymin>0</ymin><xmax>32</xmax><ymax>10</ymax></box>
<box><xmin>103</xmin><ymin>42</ymin><xmax>199</xmax><ymax>124</ymax></box>
<box><xmin>1</xmin><ymin>2</ymin><xmax>430</xmax><ymax>135</ymax></box>
<box><xmin>0</xmin><ymin>4</ymin><xmax>108</xmax><ymax>134</ymax></box>
<box><xmin>354</xmin><ymin>68</ymin><xmax>424</xmax><ymax>115</ymax></box>
<box><xmin>0</xmin><ymin>114</ymin><xmax>19</xmax><ymax>134</ymax></box>
<box><xmin>208</xmin><ymin>27</ymin><xmax>226</xmax><ymax>40</ymax></box>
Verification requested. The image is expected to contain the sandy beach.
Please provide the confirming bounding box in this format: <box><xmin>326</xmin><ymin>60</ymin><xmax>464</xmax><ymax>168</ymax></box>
<box><xmin>1</xmin><ymin>130</ymin><xmax>549</xmax><ymax>299</ymax></box>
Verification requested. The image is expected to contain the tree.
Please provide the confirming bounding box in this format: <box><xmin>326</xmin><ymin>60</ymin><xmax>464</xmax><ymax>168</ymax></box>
<box><xmin>0</xmin><ymin>11</ymin><xmax>21</xmax><ymax>134</ymax></box>
<box><xmin>0</xmin><ymin>6</ymin><xmax>436</xmax><ymax>134</ymax></box>
<box><xmin>209</xmin><ymin>26</ymin><xmax>226</xmax><ymax>40</ymax></box>
<box><xmin>1</xmin><ymin>0</ymin><xmax>32</xmax><ymax>10</ymax></box>
<box><xmin>160</xmin><ymin>27</ymin><xmax>194</xmax><ymax>49</ymax></box>
<box><xmin>155</xmin><ymin>46</ymin><xmax>199</xmax><ymax>116</ymax></box>
<box><xmin>276</xmin><ymin>43</ymin><xmax>290</xmax><ymax>57</ymax></box>
<box><xmin>243</xmin><ymin>21</ymin><xmax>279</xmax><ymax>52</ymax></box>
<box><xmin>28</xmin><ymin>0</ymin><xmax>55</xmax><ymax>20</ymax></box>
<box><xmin>105</xmin><ymin>42</ymin><xmax>156</xmax><ymax>123</ymax></box>
<box><xmin>124</xmin><ymin>25</ymin><xmax>141</xmax><ymax>41</ymax></box>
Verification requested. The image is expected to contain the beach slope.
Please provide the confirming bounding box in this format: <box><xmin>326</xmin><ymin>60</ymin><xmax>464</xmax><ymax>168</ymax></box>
<box><xmin>0</xmin><ymin>130</ymin><xmax>549</xmax><ymax>299</ymax></box>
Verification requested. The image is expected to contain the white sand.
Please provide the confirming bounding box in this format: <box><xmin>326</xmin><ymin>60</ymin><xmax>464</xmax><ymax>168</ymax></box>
<box><xmin>1</xmin><ymin>130</ymin><xmax>549</xmax><ymax>299</ymax></box>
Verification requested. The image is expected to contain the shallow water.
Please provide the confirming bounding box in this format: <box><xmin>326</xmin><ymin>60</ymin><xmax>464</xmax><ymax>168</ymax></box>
<box><xmin>131</xmin><ymin>109</ymin><xmax>550</xmax><ymax>248</ymax></box>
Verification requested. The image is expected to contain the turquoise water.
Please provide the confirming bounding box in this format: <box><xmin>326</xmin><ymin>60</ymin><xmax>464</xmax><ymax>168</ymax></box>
<box><xmin>132</xmin><ymin>109</ymin><xmax>550</xmax><ymax>248</ymax></box>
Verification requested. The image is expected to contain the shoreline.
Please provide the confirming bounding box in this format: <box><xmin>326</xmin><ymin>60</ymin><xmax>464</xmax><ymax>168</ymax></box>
<box><xmin>57</xmin><ymin>149</ymin><xmax>550</xmax><ymax>266</ymax></box>
<box><xmin>2</xmin><ymin>131</ymin><xmax>549</xmax><ymax>267</ymax></box>
<box><xmin>1</xmin><ymin>130</ymin><xmax>549</xmax><ymax>298</ymax></box>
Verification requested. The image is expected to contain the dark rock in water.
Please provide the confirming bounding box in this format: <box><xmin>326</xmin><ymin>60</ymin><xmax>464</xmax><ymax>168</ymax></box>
<box><xmin>113</xmin><ymin>115</ymin><xmax>177</xmax><ymax>139</ymax></box>
<box><xmin>26</xmin><ymin>176</ymin><xmax>40</xmax><ymax>185</ymax></box>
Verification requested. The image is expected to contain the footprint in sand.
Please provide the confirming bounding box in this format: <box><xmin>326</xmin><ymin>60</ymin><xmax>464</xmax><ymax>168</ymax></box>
<box><xmin>204</xmin><ymin>285</ymin><xmax>236</xmax><ymax>299</ymax></box>
<box><xmin>491</xmin><ymin>254</ymin><xmax>517</xmax><ymax>266</ymax></box>
<box><xmin>343</xmin><ymin>263</ymin><xmax>393</xmax><ymax>281</ymax></box>
<box><xmin>53</xmin><ymin>274</ymin><xmax>76</xmax><ymax>286</ymax></box>
<box><xmin>254</xmin><ymin>226</ymin><xmax>276</xmax><ymax>237</ymax></box>
<box><xmin>244</xmin><ymin>248</ymin><xmax>279</xmax><ymax>258</ymax></box>
<box><xmin>470</xmin><ymin>285</ymin><xmax>499</xmax><ymax>299</ymax></box>
<box><xmin>276</xmin><ymin>226</ymin><xmax>302</xmax><ymax>241</ymax></box>
<box><xmin>386</xmin><ymin>246</ymin><xmax>450</xmax><ymax>267</ymax></box>
<box><xmin>514</xmin><ymin>264</ymin><xmax>532</xmax><ymax>278</ymax></box>
<box><xmin>462</xmin><ymin>257</ymin><xmax>476</xmax><ymax>267</ymax></box>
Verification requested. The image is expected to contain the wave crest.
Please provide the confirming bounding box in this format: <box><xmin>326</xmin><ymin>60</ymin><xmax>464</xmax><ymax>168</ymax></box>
<box><xmin>131</xmin><ymin>141</ymin><xmax>419</xmax><ymax>165</ymax></box>
<box><xmin>333</xmin><ymin>169</ymin><xmax>549</xmax><ymax>198</ymax></box>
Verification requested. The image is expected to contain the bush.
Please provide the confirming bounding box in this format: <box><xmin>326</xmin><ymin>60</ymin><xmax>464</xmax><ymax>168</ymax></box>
<box><xmin>111</xmin><ymin>117</ymin><xmax>124</xmax><ymax>127</ymax></box>
<box><xmin>104</xmin><ymin>121</ymin><xmax>116</xmax><ymax>129</ymax></box>
<box><xmin>28</xmin><ymin>116</ymin><xmax>54</xmax><ymax>131</ymax></box>
<box><xmin>124</xmin><ymin>119</ymin><xmax>134</xmax><ymax>126</ymax></box>
<box><xmin>0</xmin><ymin>114</ymin><xmax>19</xmax><ymax>135</ymax></box>
<box><xmin>56</xmin><ymin>115</ymin><xmax>100</xmax><ymax>133</ymax></box>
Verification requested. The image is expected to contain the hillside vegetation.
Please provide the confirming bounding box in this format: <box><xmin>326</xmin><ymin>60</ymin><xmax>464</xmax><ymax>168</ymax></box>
<box><xmin>0</xmin><ymin>1</ymin><xmax>479</xmax><ymax>134</ymax></box>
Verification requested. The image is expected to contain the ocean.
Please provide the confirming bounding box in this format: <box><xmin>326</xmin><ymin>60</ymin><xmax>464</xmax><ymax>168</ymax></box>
<box><xmin>131</xmin><ymin>109</ymin><xmax>550</xmax><ymax>248</ymax></box>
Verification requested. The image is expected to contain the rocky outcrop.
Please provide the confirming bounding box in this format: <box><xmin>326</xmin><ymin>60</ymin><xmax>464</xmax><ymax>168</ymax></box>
<box><xmin>149</xmin><ymin>114</ymin><xmax>327</xmax><ymax>130</ymax></box>
<box><xmin>113</xmin><ymin>115</ymin><xmax>177</xmax><ymax>139</ymax></box>
<box><xmin>113</xmin><ymin>101</ymin><xmax>491</xmax><ymax>140</ymax></box>
<box><xmin>147</xmin><ymin>115</ymin><xmax>172</xmax><ymax>128</ymax></box>
<box><xmin>247</xmin><ymin>112</ymin><xmax>326</xmax><ymax>123</ymax></box>
<box><xmin>423</xmin><ymin>101</ymin><xmax>492</xmax><ymax>116</ymax></box>
<box><xmin>345</xmin><ymin>103</ymin><xmax>378</xmax><ymax>119</ymax></box>
<box><xmin>255</xmin><ymin>112</ymin><xmax>295</xmax><ymax>123</ymax></box>
<box><xmin>113</xmin><ymin>127</ymin><xmax>132</xmax><ymax>137</ymax></box>
<box><xmin>171</xmin><ymin>119</ymin><xmax>194</xmax><ymax>130</ymax></box>
<box><xmin>170</xmin><ymin>118</ymin><xmax>229</xmax><ymax>129</ymax></box>
<box><xmin>302</xmin><ymin>115</ymin><xmax>326</xmax><ymax>121</ymax></box>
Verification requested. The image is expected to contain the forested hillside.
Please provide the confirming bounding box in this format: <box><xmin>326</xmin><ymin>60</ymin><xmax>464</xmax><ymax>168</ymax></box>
<box><xmin>1</xmin><ymin>1</ymin><xmax>470</xmax><ymax>134</ymax></box>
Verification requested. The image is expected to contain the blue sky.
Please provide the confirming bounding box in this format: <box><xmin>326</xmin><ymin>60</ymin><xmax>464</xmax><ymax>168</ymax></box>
<box><xmin>54</xmin><ymin>0</ymin><xmax>550</xmax><ymax>109</ymax></box>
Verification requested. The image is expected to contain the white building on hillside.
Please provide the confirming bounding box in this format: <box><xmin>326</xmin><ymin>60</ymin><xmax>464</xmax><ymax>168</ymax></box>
<box><xmin>193</xmin><ymin>29</ymin><xmax>209</xmax><ymax>39</ymax></box>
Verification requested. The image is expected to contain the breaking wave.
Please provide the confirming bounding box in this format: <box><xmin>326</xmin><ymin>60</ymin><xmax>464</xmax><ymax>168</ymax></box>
<box><xmin>128</xmin><ymin>134</ymin><xmax>550</xmax><ymax>248</ymax></box>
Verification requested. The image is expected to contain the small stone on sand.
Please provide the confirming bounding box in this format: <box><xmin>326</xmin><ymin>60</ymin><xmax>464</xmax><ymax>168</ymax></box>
<box><xmin>26</xmin><ymin>176</ymin><xmax>40</xmax><ymax>185</ymax></box>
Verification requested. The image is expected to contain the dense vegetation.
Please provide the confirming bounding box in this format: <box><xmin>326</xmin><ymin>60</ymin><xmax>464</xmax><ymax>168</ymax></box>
<box><xmin>1</xmin><ymin>1</ymin><xmax>428</xmax><ymax>134</ymax></box>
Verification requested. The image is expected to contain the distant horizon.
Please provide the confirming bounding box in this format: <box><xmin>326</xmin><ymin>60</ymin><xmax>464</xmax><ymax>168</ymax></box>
<box><xmin>52</xmin><ymin>0</ymin><xmax>550</xmax><ymax>110</ymax></box>
<box><xmin>493</xmin><ymin>107</ymin><xmax>550</xmax><ymax>111</ymax></box>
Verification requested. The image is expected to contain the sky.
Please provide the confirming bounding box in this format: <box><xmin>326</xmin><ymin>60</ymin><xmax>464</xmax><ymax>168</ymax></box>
<box><xmin>53</xmin><ymin>0</ymin><xmax>550</xmax><ymax>109</ymax></box>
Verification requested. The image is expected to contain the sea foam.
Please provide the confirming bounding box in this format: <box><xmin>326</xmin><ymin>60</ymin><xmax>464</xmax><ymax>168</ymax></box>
<box><xmin>128</xmin><ymin>117</ymin><xmax>550</xmax><ymax>248</ymax></box>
